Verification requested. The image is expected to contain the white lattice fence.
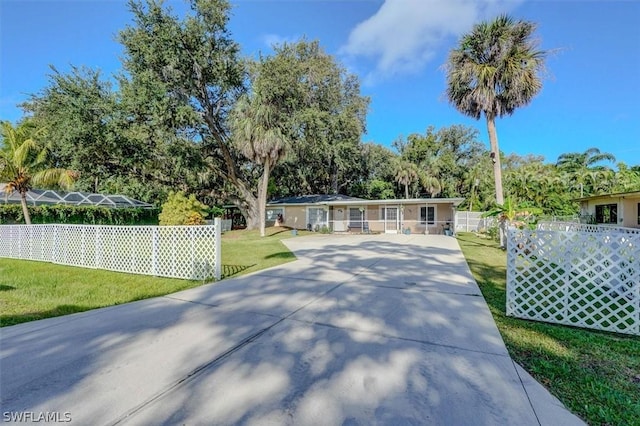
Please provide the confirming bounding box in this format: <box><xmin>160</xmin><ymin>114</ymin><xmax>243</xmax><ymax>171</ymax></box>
<box><xmin>0</xmin><ymin>221</ymin><xmax>221</xmax><ymax>280</ymax></box>
<box><xmin>538</xmin><ymin>221</ymin><xmax>640</xmax><ymax>235</ymax></box>
<box><xmin>507</xmin><ymin>227</ymin><xmax>639</xmax><ymax>336</ymax></box>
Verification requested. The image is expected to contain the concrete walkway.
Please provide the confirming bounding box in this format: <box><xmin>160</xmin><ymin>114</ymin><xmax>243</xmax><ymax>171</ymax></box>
<box><xmin>0</xmin><ymin>234</ymin><xmax>585</xmax><ymax>425</ymax></box>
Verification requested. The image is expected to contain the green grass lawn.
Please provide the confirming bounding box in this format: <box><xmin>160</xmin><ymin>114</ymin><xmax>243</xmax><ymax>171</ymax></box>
<box><xmin>0</xmin><ymin>226</ymin><xmax>305</xmax><ymax>327</ymax></box>
<box><xmin>457</xmin><ymin>232</ymin><xmax>640</xmax><ymax>426</ymax></box>
<box><xmin>220</xmin><ymin>226</ymin><xmax>310</xmax><ymax>278</ymax></box>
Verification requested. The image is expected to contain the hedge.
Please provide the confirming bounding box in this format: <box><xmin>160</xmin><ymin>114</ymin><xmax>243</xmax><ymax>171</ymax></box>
<box><xmin>0</xmin><ymin>204</ymin><xmax>159</xmax><ymax>225</ymax></box>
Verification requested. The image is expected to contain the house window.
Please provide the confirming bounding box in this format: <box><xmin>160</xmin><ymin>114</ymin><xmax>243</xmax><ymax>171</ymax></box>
<box><xmin>595</xmin><ymin>204</ymin><xmax>617</xmax><ymax>224</ymax></box>
<box><xmin>637</xmin><ymin>203</ymin><xmax>640</xmax><ymax>225</ymax></box>
<box><xmin>307</xmin><ymin>207</ymin><xmax>327</xmax><ymax>229</ymax></box>
<box><xmin>265</xmin><ymin>207</ymin><xmax>284</xmax><ymax>222</ymax></box>
<box><xmin>420</xmin><ymin>206</ymin><xmax>435</xmax><ymax>225</ymax></box>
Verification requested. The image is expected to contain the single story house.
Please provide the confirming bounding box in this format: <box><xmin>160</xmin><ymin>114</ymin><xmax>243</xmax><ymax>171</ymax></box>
<box><xmin>575</xmin><ymin>190</ymin><xmax>640</xmax><ymax>228</ymax></box>
<box><xmin>266</xmin><ymin>194</ymin><xmax>465</xmax><ymax>234</ymax></box>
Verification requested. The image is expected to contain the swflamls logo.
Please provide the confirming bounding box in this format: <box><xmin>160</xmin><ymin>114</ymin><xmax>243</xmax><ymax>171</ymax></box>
<box><xmin>2</xmin><ymin>411</ymin><xmax>72</xmax><ymax>423</ymax></box>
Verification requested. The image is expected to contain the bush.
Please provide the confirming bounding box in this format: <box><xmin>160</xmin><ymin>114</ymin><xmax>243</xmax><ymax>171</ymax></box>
<box><xmin>0</xmin><ymin>204</ymin><xmax>159</xmax><ymax>225</ymax></box>
<box><xmin>158</xmin><ymin>191</ymin><xmax>208</xmax><ymax>226</ymax></box>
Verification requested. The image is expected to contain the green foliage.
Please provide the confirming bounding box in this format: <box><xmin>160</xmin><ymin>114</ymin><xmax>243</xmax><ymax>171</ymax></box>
<box><xmin>445</xmin><ymin>14</ymin><xmax>548</xmax><ymax>205</ymax></box>
<box><xmin>267</xmin><ymin>40</ymin><xmax>370</xmax><ymax>196</ymax></box>
<box><xmin>445</xmin><ymin>15</ymin><xmax>546</xmax><ymax>121</ymax></box>
<box><xmin>158</xmin><ymin>191</ymin><xmax>209</xmax><ymax>226</ymax></box>
<box><xmin>118</xmin><ymin>0</ymin><xmax>248</xmax><ymax>215</ymax></box>
<box><xmin>207</xmin><ymin>206</ymin><xmax>225</xmax><ymax>218</ymax></box>
<box><xmin>23</xmin><ymin>65</ymin><xmax>205</xmax><ymax>205</ymax></box>
<box><xmin>0</xmin><ymin>204</ymin><xmax>158</xmax><ymax>225</ymax></box>
<box><xmin>1</xmin><ymin>119</ymin><xmax>77</xmax><ymax>224</ymax></box>
<box><xmin>483</xmin><ymin>196</ymin><xmax>542</xmax><ymax>224</ymax></box>
<box><xmin>457</xmin><ymin>233</ymin><xmax>640</xmax><ymax>426</ymax></box>
<box><xmin>393</xmin><ymin>125</ymin><xmax>489</xmax><ymax>204</ymax></box>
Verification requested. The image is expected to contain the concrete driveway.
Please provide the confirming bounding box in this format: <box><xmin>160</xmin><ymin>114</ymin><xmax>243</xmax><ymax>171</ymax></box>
<box><xmin>0</xmin><ymin>234</ymin><xmax>584</xmax><ymax>425</ymax></box>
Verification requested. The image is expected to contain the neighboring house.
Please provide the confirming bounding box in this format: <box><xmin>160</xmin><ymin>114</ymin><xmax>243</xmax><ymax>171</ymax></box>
<box><xmin>576</xmin><ymin>190</ymin><xmax>640</xmax><ymax>229</ymax></box>
<box><xmin>267</xmin><ymin>194</ymin><xmax>465</xmax><ymax>234</ymax></box>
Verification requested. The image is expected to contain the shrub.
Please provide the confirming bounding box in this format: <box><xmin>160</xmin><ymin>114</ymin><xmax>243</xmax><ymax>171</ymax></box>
<box><xmin>0</xmin><ymin>204</ymin><xmax>158</xmax><ymax>225</ymax></box>
<box><xmin>158</xmin><ymin>191</ymin><xmax>208</xmax><ymax>226</ymax></box>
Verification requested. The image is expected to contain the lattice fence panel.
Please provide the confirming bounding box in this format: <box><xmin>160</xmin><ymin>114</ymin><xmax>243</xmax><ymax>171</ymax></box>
<box><xmin>507</xmin><ymin>227</ymin><xmax>639</xmax><ymax>335</ymax></box>
<box><xmin>0</xmin><ymin>222</ymin><xmax>221</xmax><ymax>280</ymax></box>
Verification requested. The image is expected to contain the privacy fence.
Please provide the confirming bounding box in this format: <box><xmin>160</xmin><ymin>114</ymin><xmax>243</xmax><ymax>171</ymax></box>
<box><xmin>0</xmin><ymin>220</ymin><xmax>221</xmax><ymax>280</ymax></box>
<box><xmin>507</xmin><ymin>223</ymin><xmax>639</xmax><ymax>336</ymax></box>
<box><xmin>454</xmin><ymin>211</ymin><xmax>496</xmax><ymax>232</ymax></box>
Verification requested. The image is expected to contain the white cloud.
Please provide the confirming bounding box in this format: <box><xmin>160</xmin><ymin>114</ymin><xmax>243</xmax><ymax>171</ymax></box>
<box><xmin>340</xmin><ymin>0</ymin><xmax>522</xmax><ymax>83</ymax></box>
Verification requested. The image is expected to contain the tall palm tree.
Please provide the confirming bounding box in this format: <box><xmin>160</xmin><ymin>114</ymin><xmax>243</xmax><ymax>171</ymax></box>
<box><xmin>556</xmin><ymin>148</ymin><xmax>616</xmax><ymax>196</ymax></box>
<box><xmin>445</xmin><ymin>14</ymin><xmax>547</xmax><ymax>206</ymax></box>
<box><xmin>230</xmin><ymin>95</ymin><xmax>289</xmax><ymax>237</ymax></box>
<box><xmin>0</xmin><ymin>121</ymin><xmax>76</xmax><ymax>224</ymax></box>
<box><xmin>394</xmin><ymin>161</ymin><xmax>419</xmax><ymax>199</ymax></box>
<box><xmin>556</xmin><ymin>147</ymin><xmax>616</xmax><ymax>172</ymax></box>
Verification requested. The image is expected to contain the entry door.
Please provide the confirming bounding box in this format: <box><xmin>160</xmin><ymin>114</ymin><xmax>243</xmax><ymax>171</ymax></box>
<box><xmin>384</xmin><ymin>207</ymin><xmax>399</xmax><ymax>233</ymax></box>
<box><xmin>333</xmin><ymin>207</ymin><xmax>346</xmax><ymax>231</ymax></box>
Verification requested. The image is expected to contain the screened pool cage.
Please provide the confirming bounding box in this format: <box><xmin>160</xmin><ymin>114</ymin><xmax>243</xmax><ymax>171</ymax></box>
<box><xmin>0</xmin><ymin>184</ymin><xmax>154</xmax><ymax>209</ymax></box>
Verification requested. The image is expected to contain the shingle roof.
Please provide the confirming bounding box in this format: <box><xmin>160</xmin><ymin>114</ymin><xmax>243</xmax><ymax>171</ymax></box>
<box><xmin>268</xmin><ymin>194</ymin><xmax>364</xmax><ymax>205</ymax></box>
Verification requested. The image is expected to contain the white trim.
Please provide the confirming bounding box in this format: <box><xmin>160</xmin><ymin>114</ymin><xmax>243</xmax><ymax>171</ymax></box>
<box><xmin>380</xmin><ymin>205</ymin><xmax>399</xmax><ymax>233</ymax></box>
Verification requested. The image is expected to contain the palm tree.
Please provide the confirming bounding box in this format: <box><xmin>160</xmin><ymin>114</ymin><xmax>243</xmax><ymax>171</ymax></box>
<box><xmin>394</xmin><ymin>161</ymin><xmax>419</xmax><ymax>199</ymax></box>
<box><xmin>230</xmin><ymin>95</ymin><xmax>289</xmax><ymax>237</ymax></box>
<box><xmin>420</xmin><ymin>172</ymin><xmax>442</xmax><ymax>198</ymax></box>
<box><xmin>0</xmin><ymin>121</ymin><xmax>76</xmax><ymax>224</ymax></box>
<box><xmin>556</xmin><ymin>147</ymin><xmax>616</xmax><ymax>173</ymax></box>
<box><xmin>445</xmin><ymin>14</ymin><xmax>547</xmax><ymax>206</ymax></box>
<box><xmin>483</xmin><ymin>196</ymin><xmax>542</xmax><ymax>248</ymax></box>
<box><xmin>556</xmin><ymin>148</ymin><xmax>616</xmax><ymax>196</ymax></box>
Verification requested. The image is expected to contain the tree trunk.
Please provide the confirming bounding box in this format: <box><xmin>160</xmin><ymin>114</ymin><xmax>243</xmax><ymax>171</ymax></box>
<box><xmin>258</xmin><ymin>157</ymin><xmax>271</xmax><ymax>237</ymax></box>
<box><xmin>486</xmin><ymin>116</ymin><xmax>504</xmax><ymax>205</ymax></box>
<box><xmin>404</xmin><ymin>183</ymin><xmax>409</xmax><ymax>200</ymax></box>
<box><xmin>230</xmin><ymin>181</ymin><xmax>259</xmax><ymax>230</ymax></box>
<box><xmin>499</xmin><ymin>218</ymin><xmax>508</xmax><ymax>249</ymax></box>
<box><xmin>243</xmin><ymin>201</ymin><xmax>260</xmax><ymax>230</ymax></box>
<box><xmin>20</xmin><ymin>191</ymin><xmax>32</xmax><ymax>225</ymax></box>
<box><xmin>331</xmin><ymin>156</ymin><xmax>338</xmax><ymax>195</ymax></box>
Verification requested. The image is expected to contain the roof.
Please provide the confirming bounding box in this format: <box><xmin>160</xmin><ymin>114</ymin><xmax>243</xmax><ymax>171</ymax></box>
<box><xmin>0</xmin><ymin>184</ymin><xmax>154</xmax><ymax>209</ymax></box>
<box><xmin>268</xmin><ymin>194</ymin><xmax>364</xmax><ymax>205</ymax></box>
<box><xmin>267</xmin><ymin>194</ymin><xmax>464</xmax><ymax>207</ymax></box>
<box><xmin>573</xmin><ymin>190</ymin><xmax>640</xmax><ymax>202</ymax></box>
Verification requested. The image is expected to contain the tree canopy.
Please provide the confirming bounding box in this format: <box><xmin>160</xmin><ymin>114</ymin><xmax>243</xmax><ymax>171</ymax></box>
<box><xmin>445</xmin><ymin>14</ymin><xmax>547</xmax><ymax>206</ymax></box>
<box><xmin>5</xmin><ymin>4</ymin><xmax>640</xmax><ymax>229</ymax></box>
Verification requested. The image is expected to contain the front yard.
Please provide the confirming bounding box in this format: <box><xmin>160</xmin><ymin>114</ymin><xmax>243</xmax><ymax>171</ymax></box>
<box><xmin>457</xmin><ymin>232</ymin><xmax>640</xmax><ymax>426</ymax></box>
<box><xmin>0</xmin><ymin>227</ymin><xmax>304</xmax><ymax>327</ymax></box>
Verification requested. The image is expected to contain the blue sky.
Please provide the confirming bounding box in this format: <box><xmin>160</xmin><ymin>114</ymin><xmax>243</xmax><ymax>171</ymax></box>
<box><xmin>1</xmin><ymin>0</ymin><xmax>639</xmax><ymax>166</ymax></box>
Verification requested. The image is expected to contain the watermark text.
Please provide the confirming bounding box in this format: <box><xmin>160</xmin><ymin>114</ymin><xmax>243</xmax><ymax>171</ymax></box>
<box><xmin>2</xmin><ymin>411</ymin><xmax>72</xmax><ymax>423</ymax></box>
